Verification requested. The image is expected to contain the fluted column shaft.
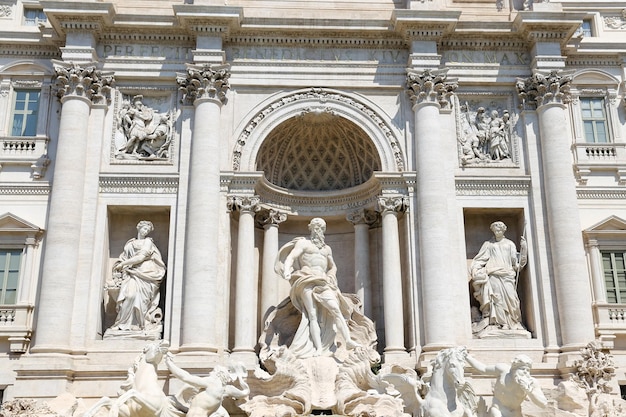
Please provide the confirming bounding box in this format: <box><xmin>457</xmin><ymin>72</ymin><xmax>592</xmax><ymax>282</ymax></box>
<box><xmin>229</xmin><ymin>196</ymin><xmax>261</xmax><ymax>355</ymax></box>
<box><xmin>33</xmin><ymin>63</ymin><xmax>112</xmax><ymax>353</ymax></box>
<box><xmin>379</xmin><ymin>197</ymin><xmax>407</xmax><ymax>354</ymax></box>
<box><xmin>406</xmin><ymin>69</ymin><xmax>457</xmax><ymax>349</ymax></box>
<box><xmin>178</xmin><ymin>64</ymin><xmax>230</xmax><ymax>352</ymax></box>
<box><xmin>258</xmin><ymin>209</ymin><xmax>287</xmax><ymax>320</ymax></box>
<box><xmin>518</xmin><ymin>71</ymin><xmax>595</xmax><ymax>349</ymax></box>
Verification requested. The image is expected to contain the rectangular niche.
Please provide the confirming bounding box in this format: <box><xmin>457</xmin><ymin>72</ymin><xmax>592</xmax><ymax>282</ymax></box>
<box><xmin>101</xmin><ymin>206</ymin><xmax>171</xmax><ymax>339</ymax></box>
<box><xmin>463</xmin><ymin>208</ymin><xmax>535</xmax><ymax>338</ymax></box>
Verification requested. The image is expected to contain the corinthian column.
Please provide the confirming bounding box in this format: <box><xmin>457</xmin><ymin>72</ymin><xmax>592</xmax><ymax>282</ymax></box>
<box><xmin>228</xmin><ymin>195</ymin><xmax>261</xmax><ymax>364</ymax></box>
<box><xmin>406</xmin><ymin>69</ymin><xmax>458</xmax><ymax>350</ymax></box>
<box><xmin>347</xmin><ymin>209</ymin><xmax>377</xmax><ymax>318</ymax></box>
<box><xmin>32</xmin><ymin>63</ymin><xmax>114</xmax><ymax>353</ymax></box>
<box><xmin>378</xmin><ymin>196</ymin><xmax>408</xmax><ymax>361</ymax></box>
<box><xmin>517</xmin><ymin>71</ymin><xmax>595</xmax><ymax>350</ymax></box>
<box><xmin>257</xmin><ymin>209</ymin><xmax>287</xmax><ymax>320</ymax></box>
<box><xmin>177</xmin><ymin>64</ymin><xmax>231</xmax><ymax>352</ymax></box>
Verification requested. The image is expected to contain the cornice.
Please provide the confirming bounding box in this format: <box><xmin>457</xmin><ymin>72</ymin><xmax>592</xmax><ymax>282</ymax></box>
<box><xmin>99</xmin><ymin>31</ymin><xmax>194</xmax><ymax>45</ymax></box>
<box><xmin>173</xmin><ymin>5</ymin><xmax>242</xmax><ymax>39</ymax></box>
<box><xmin>565</xmin><ymin>55</ymin><xmax>623</xmax><ymax>68</ymax></box>
<box><xmin>227</xmin><ymin>33</ymin><xmax>405</xmax><ymax>49</ymax></box>
<box><xmin>513</xmin><ymin>11</ymin><xmax>587</xmax><ymax>46</ymax></box>
<box><xmin>440</xmin><ymin>36</ymin><xmax>527</xmax><ymax>51</ymax></box>
<box><xmin>0</xmin><ymin>44</ymin><xmax>61</xmax><ymax>59</ymax></box>
<box><xmin>392</xmin><ymin>10</ymin><xmax>461</xmax><ymax>42</ymax></box>
<box><xmin>577</xmin><ymin>188</ymin><xmax>626</xmax><ymax>200</ymax></box>
<box><xmin>41</xmin><ymin>1</ymin><xmax>116</xmax><ymax>37</ymax></box>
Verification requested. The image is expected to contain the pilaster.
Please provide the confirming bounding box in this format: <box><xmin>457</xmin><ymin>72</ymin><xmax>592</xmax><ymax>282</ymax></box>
<box><xmin>346</xmin><ymin>209</ymin><xmax>378</xmax><ymax>319</ymax></box>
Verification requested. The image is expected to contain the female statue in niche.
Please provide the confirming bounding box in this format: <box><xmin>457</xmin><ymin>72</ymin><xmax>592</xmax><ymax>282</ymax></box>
<box><xmin>104</xmin><ymin>220</ymin><xmax>165</xmax><ymax>339</ymax></box>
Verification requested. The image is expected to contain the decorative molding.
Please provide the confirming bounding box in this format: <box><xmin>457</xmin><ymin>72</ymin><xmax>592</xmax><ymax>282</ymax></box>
<box><xmin>229</xmin><ymin>35</ymin><xmax>406</xmax><ymax>49</ymax></box>
<box><xmin>603</xmin><ymin>10</ymin><xmax>626</xmax><ymax>30</ymax></box>
<box><xmin>99</xmin><ymin>176</ymin><xmax>179</xmax><ymax>194</ymax></box>
<box><xmin>12</xmin><ymin>80</ymin><xmax>43</xmax><ymax>89</ymax></box>
<box><xmin>516</xmin><ymin>70</ymin><xmax>573</xmax><ymax>110</ymax></box>
<box><xmin>0</xmin><ymin>183</ymin><xmax>50</xmax><ymax>195</ymax></box>
<box><xmin>53</xmin><ymin>61</ymin><xmax>115</xmax><ymax>104</ymax></box>
<box><xmin>377</xmin><ymin>195</ymin><xmax>409</xmax><ymax>214</ymax></box>
<box><xmin>455</xmin><ymin>177</ymin><xmax>530</xmax><ymax>196</ymax></box>
<box><xmin>176</xmin><ymin>63</ymin><xmax>231</xmax><ymax>105</ymax></box>
<box><xmin>0</xmin><ymin>4</ymin><xmax>12</xmax><ymax>18</ymax></box>
<box><xmin>405</xmin><ymin>68</ymin><xmax>457</xmax><ymax>109</ymax></box>
<box><xmin>577</xmin><ymin>188</ymin><xmax>626</xmax><ymax>199</ymax></box>
<box><xmin>346</xmin><ymin>208</ymin><xmax>378</xmax><ymax>226</ymax></box>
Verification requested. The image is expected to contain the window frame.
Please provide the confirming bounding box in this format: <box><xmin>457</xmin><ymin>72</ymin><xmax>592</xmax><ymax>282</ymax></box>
<box><xmin>580</xmin><ymin>97</ymin><xmax>609</xmax><ymax>143</ymax></box>
<box><xmin>0</xmin><ymin>247</ymin><xmax>23</xmax><ymax>305</ymax></box>
<box><xmin>601</xmin><ymin>249</ymin><xmax>626</xmax><ymax>304</ymax></box>
<box><xmin>22</xmin><ymin>7</ymin><xmax>47</xmax><ymax>26</ymax></box>
<box><xmin>10</xmin><ymin>88</ymin><xmax>41</xmax><ymax>137</ymax></box>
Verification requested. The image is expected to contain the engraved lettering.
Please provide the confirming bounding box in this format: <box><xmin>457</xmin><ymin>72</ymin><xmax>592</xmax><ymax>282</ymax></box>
<box><xmin>484</xmin><ymin>52</ymin><xmax>497</xmax><ymax>63</ymax></box>
<box><xmin>103</xmin><ymin>45</ymin><xmax>112</xmax><ymax>57</ymax></box>
<box><xmin>500</xmin><ymin>53</ymin><xmax>511</xmax><ymax>65</ymax></box>
<box><xmin>461</xmin><ymin>51</ymin><xmax>473</xmax><ymax>63</ymax></box>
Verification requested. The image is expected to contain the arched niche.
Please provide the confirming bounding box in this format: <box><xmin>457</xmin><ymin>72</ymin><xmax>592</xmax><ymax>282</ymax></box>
<box><xmin>232</xmin><ymin>87</ymin><xmax>405</xmax><ymax>174</ymax></box>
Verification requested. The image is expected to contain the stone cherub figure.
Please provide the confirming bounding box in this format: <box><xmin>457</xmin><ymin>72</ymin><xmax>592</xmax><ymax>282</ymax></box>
<box><xmin>104</xmin><ymin>220</ymin><xmax>165</xmax><ymax>339</ymax></box>
<box><xmin>275</xmin><ymin>218</ymin><xmax>360</xmax><ymax>357</ymax></box>
<box><xmin>470</xmin><ymin>221</ymin><xmax>527</xmax><ymax>336</ymax></box>
<box><xmin>466</xmin><ymin>354</ymin><xmax>547</xmax><ymax>417</ymax></box>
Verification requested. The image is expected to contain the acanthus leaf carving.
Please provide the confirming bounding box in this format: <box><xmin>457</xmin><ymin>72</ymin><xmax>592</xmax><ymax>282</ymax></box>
<box><xmin>176</xmin><ymin>63</ymin><xmax>231</xmax><ymax>105</ymax></box>
<box><xmin>53</xmin><ymin>62</ymin><xmax>115</xmax><ymax>104</ymax></box>
<box><xmin>405</xmin><ymin>68</ymin><xmax>457</xmax><ymax>109</ymax></box>
<box><xmin>516</xmin><ymin>70</ymin><xmax>572</xmax><ymax>110</ymax></box>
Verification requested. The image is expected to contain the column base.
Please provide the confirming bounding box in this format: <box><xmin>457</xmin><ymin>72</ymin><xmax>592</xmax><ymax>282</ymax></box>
<box><xmin>29</xmin><ymin>345</ymin><xmax>73</xmax><ymax>355</ymax></box>
<box><xmin>178</xmin><ymin>343</ymin><xmax>220</xmax><ymax>354</ymax></box>
<box><xmin>383</xmin><ymin>348</ymin><xmax>413</xmax><ymax>367</ymax></box>
<box><xmin>230</xmin><ymin>350</ymin><xmax>259</xmax><ymax>368</ymax></box>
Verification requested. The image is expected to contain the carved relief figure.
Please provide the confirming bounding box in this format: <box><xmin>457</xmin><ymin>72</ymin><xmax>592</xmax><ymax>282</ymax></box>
<box><xmin>104</xmin><ymin>220</ymin><xmax>165</xmax><ymax>339</ymax></box>
<box><xmin>274</xmin><ymin>218</ymin><xmax>360</xmax><ymax>357</ymax></box>
<box><xmin>470</xmin><ymin>221</ymin><xmax>527</xmax><ymax>337</ymax></box>
<box><xmin>165</xmin><ymin>355</ymin><xmax>249</xmax><ymax>417</ymax></box>
<box><xmin>457</xmin><ymin>101</ymin><xmax>517</xmax><ymax>166</ymax></box>
<box><xmin>115</xmin><ymin>95</ymin><xmax>176</xmax><ymax>160</ymax></box>
<box><xmin>465</xmin><ymin>354</ymin><xmax>547</xmax><ymax>417</ymax></box>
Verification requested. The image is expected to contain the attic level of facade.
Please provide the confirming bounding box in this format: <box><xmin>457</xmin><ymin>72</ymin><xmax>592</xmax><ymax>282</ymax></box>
<box><xmin>2</xmin><ymin>1</ymin><xmax>624</xmax><ymax>55</ymax></box>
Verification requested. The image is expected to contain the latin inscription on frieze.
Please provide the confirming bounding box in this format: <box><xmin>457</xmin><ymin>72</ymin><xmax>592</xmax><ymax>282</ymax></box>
<box><xmin>98</xmin><ymin>44</ymin><xmax>193</xmax><ymax>60</ymax></box>
<box><xmin>226</xmin><ymin>47</ymin><xmax>409</xmax><ymax>64</ymax></box>
<box><xmin>442</xmin><ymin>51</ymin><xmax>531</xmax><ymax>66</ymax></box>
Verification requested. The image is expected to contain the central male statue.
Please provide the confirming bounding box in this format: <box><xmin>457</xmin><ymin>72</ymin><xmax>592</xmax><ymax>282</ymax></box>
<box><xmin>276</xmin><ymin>218</ymin><xmax>360</xmax><ymax>357</ymax></box>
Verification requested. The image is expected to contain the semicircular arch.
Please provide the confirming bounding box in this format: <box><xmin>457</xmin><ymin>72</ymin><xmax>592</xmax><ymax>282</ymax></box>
<box><xmin>232</xmin><ymin>87</ymin><xmax>405</xmax><ymax>174</ymax></box>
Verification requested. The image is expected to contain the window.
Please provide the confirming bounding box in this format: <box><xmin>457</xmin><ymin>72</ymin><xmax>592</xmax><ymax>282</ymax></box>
<box><xmin>23</xmin><ymin>8</ymin><xmax>46</xmax><ymax>26</ymax></box>
<box><xmin>581</xmin><ymin>97</ymin><xmax>608</xmax><ymax>143</ymax></box>
<box><xmin>0</xmin><ymin>249</ymin><xmax>21</xmax><ymax>305</ymax></box>
<box><xmin>11</xmin><ymin>90</ymin><xmax>40</xmax><ymax>136</ymax></box>
<box><xmin>603</xmin><ymin>250</ymin><xmax>626</xmax><ymax>304</ymax></box>
<box><xmin>581</xmin><ymin>20</ymin><xmax>593</xmax><ymax>37</ymax></box>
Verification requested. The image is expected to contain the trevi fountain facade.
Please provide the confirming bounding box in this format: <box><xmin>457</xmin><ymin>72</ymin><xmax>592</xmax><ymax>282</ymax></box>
<box><xmin>0</xmin><ymin>0</ymin><xmax>626</xmax><ymax>416</ymax></box>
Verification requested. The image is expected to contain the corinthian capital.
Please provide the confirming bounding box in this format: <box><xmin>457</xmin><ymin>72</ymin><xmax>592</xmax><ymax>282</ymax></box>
<box><xmin>227</xmin><ymin>195</ymin><xmax>261</xmax><ymax>213</ymax></box>
<box><xmin>406</xmin><ymin>68</ymin><xmax>457</xmax><ymax>108</ymax></box>
<box><xmin>256</xmin><ymin>209</ymin><xmax>287</xmax><ymax>228</ymax></box>
<box><xmin>346</xmin><ymin>209</ymin><xmax>378</xmax><ymax>226</ymax></box>
<box><xmin>53</xmin><ymin>61</ymin><xmax>114</xmax><ymax>104</ymax></box>
<box><xmin>516</xmin><ymin>70</ymin><xmax>572</xmax><ymax>110</ymax></box>
<box><xmin>377</xmin><ymin>196</ymin><xmax>409</xmax><ymax>214</ymax></box>
<box><xmin>177</xmin><ymin>63</ymin><xmax>231</xmax><ymax>105</ymax></box>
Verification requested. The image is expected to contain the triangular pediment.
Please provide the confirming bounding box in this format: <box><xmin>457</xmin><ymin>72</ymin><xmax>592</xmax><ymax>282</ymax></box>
<box><xmin>0</xmin><ymin>212</ymin><xmax>43</xmax><ymax>234</ymax></box>
<box><xmin>585</xmin><ymin>216</ymin><xmax>626</xmax><ymax>232</ymax></box>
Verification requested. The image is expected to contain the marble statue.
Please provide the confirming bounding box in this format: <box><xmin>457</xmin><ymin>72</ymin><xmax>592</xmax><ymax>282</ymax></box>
<box><xmin>115</xmin><ymin>95</ymin><xmax>175</xmax><ymax>160</ymax></box>
<box><xmin>104</xmin><ymin>220</ymin><xmax>165</xmax><ymax>339</ymax></box>
<box><xmin>382</xmin><ymin>347</ymin><xmax>477</xmax><ymax>417</ymax></box>
<box><xmin>165</xmin><ymin>355</ymin><xmax>250</xmax><ymax>417</ymax></box>
<box><xmin>469</xmin><ymin>221</ymin><xmax>527</xmax><ymax>337</ymax></box>
<box><xmin>274</xmin><ymin>217</ymin><xmax>360</xmax><ymax>357</ymax></box>
<box><xmin>465</xmin><ymin>353</ymin><xmax>547</xmax><ymax>417</ymax></box>
<box><xmin>83</xmin><ymin>340</ymin><xmax>184</xmax><ymax>417</ymax></box>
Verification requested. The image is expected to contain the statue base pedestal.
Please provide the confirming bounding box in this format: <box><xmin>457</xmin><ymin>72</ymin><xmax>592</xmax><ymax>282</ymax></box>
<box><xmin>103</xmin><ymin>326</ymin><xmax>162</xmax><ymax>340</ymax></box>
<box><xmin>472</xmin><ymin>321</ymin><xmax>531</xmax><ymax>339</ymax></box>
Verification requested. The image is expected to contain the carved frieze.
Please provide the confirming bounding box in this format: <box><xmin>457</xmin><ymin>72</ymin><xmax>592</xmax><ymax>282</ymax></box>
<box><xmin>176</xmin><ymin>64</ymin><xmax>231</xmax><ymax>105</ymax></box>
<box><xmin>227</xmin><ymin>195</ymin><xmax>261</xmax><ymax>214</ymax></box>
<box><xmin>516</xmin><ymin>70</ymin><xmax>573</xmax><ymax>110</ymax></box>
<box><xmin>53</xmin><ymin>62</ymin><xmax>114</xmax><ymax>104</ymax></box>
<box><xmin>98</xmin><ymin>176</ymin><xmax>179</xmax><ymax>194</ymax></box>
<box><xmin>604</xmin><ymin>10</ymin><xmax>626</xmax><ymax>30</ymax></box>
<box><xmin>454</xmin><ymin>96</ymin><xmax>520</xmax><ymax>167</ymax></box>
<box><xmin>405</xmin><ymin>68</ymin><xmax>457</xmax><ymax>108</ymax></box>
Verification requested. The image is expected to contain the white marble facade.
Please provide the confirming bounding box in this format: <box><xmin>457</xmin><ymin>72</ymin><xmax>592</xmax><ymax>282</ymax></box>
<box><xmin>0</xmin><ymin>0</ymin><xmax>626</xmax><ymax>415</ymax></box>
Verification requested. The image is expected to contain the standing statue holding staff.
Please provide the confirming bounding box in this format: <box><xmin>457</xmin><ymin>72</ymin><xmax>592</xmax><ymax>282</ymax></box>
<box><xmin>470</xmin><ymin>221</ymin><xmax>527</xmax><ymax>334</ymax></box>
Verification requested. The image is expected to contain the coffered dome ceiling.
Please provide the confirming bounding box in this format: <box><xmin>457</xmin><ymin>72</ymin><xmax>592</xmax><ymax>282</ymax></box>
<box><xmin>256</xmin><ymin>111</ymin><xmax>381</xmax><ymax>192</ymax></box>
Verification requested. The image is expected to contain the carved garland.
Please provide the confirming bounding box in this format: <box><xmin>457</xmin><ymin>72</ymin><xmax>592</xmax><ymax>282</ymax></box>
<box><xmin>232</xmin><ymin>87</ymin><xmax>405</xmax><ymax>172</ymax></box>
